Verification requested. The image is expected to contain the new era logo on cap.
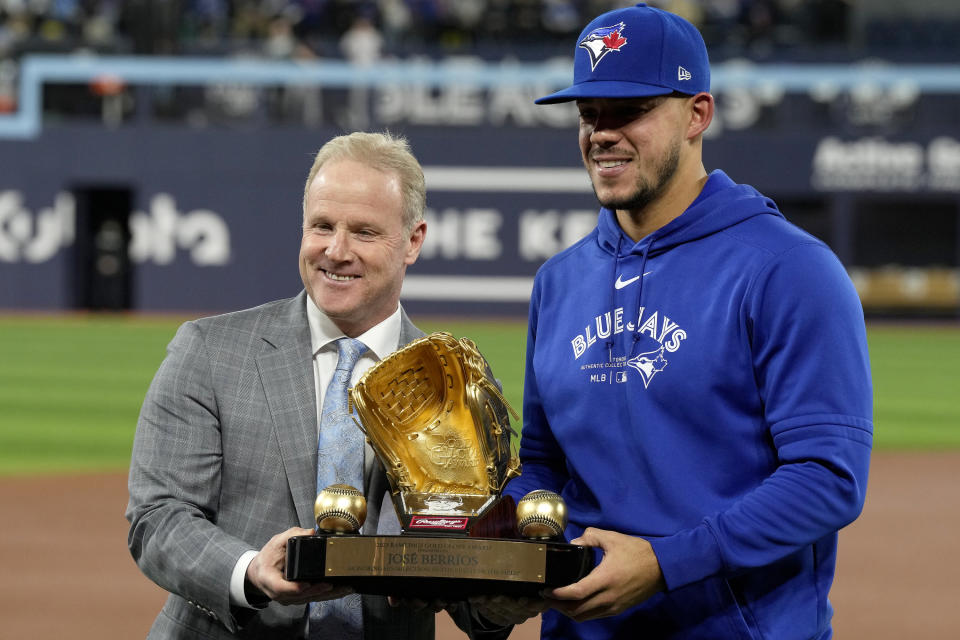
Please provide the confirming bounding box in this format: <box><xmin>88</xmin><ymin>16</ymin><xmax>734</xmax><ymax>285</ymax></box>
<box><xmin>678</xmin><ymin>66</ymin><xmax>692</xmax><ymax>81</ymax></box>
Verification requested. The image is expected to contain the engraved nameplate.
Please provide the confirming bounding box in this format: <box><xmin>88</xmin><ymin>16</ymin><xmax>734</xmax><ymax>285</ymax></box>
<box><xmin>324</xmin><ymin>536</ymin><xmax>547</xmax><ymax>582</ymax></box>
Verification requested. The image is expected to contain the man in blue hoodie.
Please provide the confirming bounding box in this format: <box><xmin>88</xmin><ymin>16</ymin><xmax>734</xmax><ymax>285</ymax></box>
<box><xmin>493</xmin><ymin>4</ymin><xmax>873</xmax><ymax>639</ymax></box>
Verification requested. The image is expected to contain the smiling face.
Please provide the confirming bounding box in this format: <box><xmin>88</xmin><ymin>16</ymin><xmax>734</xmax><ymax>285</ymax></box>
<box><xmin>577</xmin><ymin>96</ymin><xmax>689</xmax><ymax>212</ymax></box>
<box><xmin>299</xmin><ymin>159</ymin><xmax>426</xmax><ymax>336</ymax></box>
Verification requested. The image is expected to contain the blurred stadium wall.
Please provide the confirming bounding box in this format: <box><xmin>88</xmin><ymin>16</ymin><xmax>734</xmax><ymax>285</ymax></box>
<box><xmin>0</xmin><ymin>0</ymin><xmax>957</xmax><ymax>318</ymax></box>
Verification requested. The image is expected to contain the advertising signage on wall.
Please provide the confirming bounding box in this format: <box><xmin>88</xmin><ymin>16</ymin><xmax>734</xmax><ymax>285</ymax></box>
<box><xmin>0</xmin><ymin>57</ymin><xmax>958</xmax><ymax>313</ymax></box>
<box><xmin>0</xmin><ymin>126</ymin><xmax>603</xmax><ymax>313</ymax></box>
<box><xmin>812</xmin><ymin>136</ymin><xmax>960</xmax><ymax>192</ymax></box>
<box><xmin>1</xmin><ymin>128</ymin><xmax>958</xmax><ymax>313</ymax></box>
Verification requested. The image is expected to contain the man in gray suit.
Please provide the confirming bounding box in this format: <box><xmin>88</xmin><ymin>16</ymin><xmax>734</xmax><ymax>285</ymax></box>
<box><xmin>127</xmin><ymin>131</ymin><xmax>509</xmax><ymax>639</ymax></box>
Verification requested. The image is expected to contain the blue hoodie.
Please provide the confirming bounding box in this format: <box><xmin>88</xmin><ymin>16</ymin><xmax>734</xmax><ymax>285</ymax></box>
<box><xmin>505</xmin><ymin>170</ymin><xmax>872</xmax><ymax>639</ymax></box>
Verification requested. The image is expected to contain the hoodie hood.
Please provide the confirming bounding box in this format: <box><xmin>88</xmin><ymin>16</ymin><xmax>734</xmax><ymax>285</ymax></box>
<box><xmin>597</xmin><ymin>169</ymin><xmax>783</xmax><ymax>357</ymax></box>
<box><xmin>598</xmin><ymin>169</ymin><xmax>783</xmax><ymax>258</ymax></box>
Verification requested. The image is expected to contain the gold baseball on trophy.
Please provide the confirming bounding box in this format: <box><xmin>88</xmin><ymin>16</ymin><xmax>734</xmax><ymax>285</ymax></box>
<box><xmin>314</xmin><ymin>484</ymin><xmax>367</xmax><ymax>533</ymax></box>
<box><xmin>516</xmin><ymin>490</ymin><xmax>567</xmax><ymax>540</ymax></box>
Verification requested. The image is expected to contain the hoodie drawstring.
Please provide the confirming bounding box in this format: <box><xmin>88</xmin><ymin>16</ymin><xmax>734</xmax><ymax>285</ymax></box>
<box><xmin>631</xmin><ymin>243</ymin><xmax>652</xmax><ymax>356</ymax></box>
<box><xmin>607</xmin><ymin>234</ymin><xmax>623</xmax><ymax>360</ymax></box>
<box><xmin>609</xmin><ymin>230</ymin><xmax>654</xmax><ymax>359</ymax></box>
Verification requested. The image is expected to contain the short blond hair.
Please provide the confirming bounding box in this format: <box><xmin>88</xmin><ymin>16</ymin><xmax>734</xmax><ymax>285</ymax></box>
<box><xmin>303</xmin><ymin>131</ymin><xmax>426</xmax><ymax>232</ymax></box>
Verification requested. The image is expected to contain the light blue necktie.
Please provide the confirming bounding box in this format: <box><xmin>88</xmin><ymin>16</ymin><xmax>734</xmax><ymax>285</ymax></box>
<box><xmin>309</xmin><ymin>337</ymin><xmax>367</xmax><ymax>640</ymax></box>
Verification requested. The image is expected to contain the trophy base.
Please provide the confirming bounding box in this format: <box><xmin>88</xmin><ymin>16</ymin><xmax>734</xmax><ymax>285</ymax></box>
<box><xmin>285</xmin><ymin>534</ymin><xmax>592</xmax><ymax>599</ymax></box>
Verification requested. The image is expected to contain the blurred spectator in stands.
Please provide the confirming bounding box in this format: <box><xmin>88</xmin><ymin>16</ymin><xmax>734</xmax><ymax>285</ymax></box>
<box><xmin>2</xmin><ymin>0</ymin><xmax>957</xmax><ymax>74</ymax></box>
<box><xmin>0</xmin><ymin>11</ymin><xmax>20</xmax><ymax>57</ymax></box>
<box><xmin>325</xmin><ymin>0</ymin><xmax>378</xmax><ymax>39</ymax></box>
<box><xmin>739</xmin><ymin>0</ymin><xmax>781</xmax><ymax>54</ymax></box>
<box><xmin>0</xmin><ymin>58</ymin><xmax>15</xmax><ymax>113</ymax></box>
<box><xmin>81</xmin><ymin>1</ymin><xmax>120</xmax><ymax>50</ymax></box>
<box><xmin>377</xmin><ymin>0</ymin><xmax>412</xmax><ymax>49</ymax></box>
<box><xmin>339</xmin><ymin>11</ymin><xmax>381</xmax><ymax>129</ymax></box>
<box><xmin>340</xmin><ymin>11</ymin><xmax>382</xmax><ymax>65</ymax></box>
<box><xmin>264</xmin><ymin>10</ymin><xmax>298</xmax><ymax>57</ymax></box>
<box><xmin>264</xmin><ymin>8</ymin><xmax>322</xmax><ymax>126</ymax></box>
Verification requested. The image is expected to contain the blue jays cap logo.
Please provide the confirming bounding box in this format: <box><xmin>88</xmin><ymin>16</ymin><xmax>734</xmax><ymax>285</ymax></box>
<box><xmin>579</xmin><ymin>21</ymin><xmax>628</xmax><ymax>72</ymax></box>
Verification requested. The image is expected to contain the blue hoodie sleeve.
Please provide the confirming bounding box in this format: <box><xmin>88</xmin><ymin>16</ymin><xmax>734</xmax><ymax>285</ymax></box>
<box><xmin>650</xmin><ymin>242</ymin><xmax>873</xmax><ymax>590</ymax></box>
<box><xmin>505</xmin><ymin>276</ymin><xmax>571</xmax><ymax>503</ymax></box>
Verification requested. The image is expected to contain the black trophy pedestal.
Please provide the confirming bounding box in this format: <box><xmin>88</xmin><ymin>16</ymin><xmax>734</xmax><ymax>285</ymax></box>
<box><xmin>285</xmin><ymin>534</ymin><xmax>592</xmax><ymax>599</ymax></box>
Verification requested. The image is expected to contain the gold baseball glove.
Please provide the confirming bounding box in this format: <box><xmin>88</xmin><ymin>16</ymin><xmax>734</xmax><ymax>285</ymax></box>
<box><xmin>350</xmin><ymin>332</ymin><xmax>520</xmax><ymax>506</ymax></box>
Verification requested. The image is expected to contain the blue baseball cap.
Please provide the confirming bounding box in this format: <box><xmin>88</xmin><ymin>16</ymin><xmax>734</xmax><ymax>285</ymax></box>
<box><xmin>536</xmin><ymin>3</ymin><xmax>710</xmax><ymax>104</ymax></box>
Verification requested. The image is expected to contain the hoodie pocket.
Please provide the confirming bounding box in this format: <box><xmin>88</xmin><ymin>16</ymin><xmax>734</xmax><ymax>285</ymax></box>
<box><xmin>642</xmin><ymin>575</ymin><xmax>758</xmax><ymax>640</ymax></box>
<box><xmin>542</xmin><ymin>574</ymin><xmax>760</xmax><ymax>639</ymax></box>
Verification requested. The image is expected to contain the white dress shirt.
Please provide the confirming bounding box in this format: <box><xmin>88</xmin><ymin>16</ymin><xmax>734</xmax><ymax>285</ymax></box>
<box><xmin>229</xmin><ymin>295</ymin><xmax>403</xmax><ymax>608</ymax></box>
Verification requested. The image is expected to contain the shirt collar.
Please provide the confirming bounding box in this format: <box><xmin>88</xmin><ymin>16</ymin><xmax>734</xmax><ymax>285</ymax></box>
<box><xmin>305</xmin><ymin>294</ymin><xmax>402</xmax><ymax>361</ymax></box>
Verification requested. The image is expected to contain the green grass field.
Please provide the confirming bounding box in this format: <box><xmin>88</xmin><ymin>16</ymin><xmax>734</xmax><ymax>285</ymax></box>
<box><xmin>0</xmin><ymin>315</ymin><xmax>957</xmax><ymax>475</ymax></box>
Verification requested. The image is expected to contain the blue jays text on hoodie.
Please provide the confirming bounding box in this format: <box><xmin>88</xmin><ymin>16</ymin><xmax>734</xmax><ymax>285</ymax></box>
<box><xmin>505</xmin><ymin>170</ymin><xmax>872</xmax><ymax>640</ymax></box>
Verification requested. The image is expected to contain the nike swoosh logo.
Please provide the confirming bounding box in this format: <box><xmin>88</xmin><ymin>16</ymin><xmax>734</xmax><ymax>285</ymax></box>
<box><xmin>614</xmin><ymin>272</ymin><xmax>652</xmax><ymax>289</ymax></box>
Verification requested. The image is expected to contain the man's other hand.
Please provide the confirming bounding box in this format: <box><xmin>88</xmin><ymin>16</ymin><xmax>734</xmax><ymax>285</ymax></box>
<box><xmin>545</xmin><ymin>527</ymin><xmax>665</xmax><ymax>621</ymax></box>
<box><xmin>245</xmin><ymin>527</ymin><xmax>354</xmax><ymax>605</ymax></box>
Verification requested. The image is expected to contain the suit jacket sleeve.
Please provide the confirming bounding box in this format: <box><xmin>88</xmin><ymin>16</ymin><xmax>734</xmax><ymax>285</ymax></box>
<box><xmin>126</xmin><ymin>320</ymin><xmax>253</xmax><ymax>632</ymax></box>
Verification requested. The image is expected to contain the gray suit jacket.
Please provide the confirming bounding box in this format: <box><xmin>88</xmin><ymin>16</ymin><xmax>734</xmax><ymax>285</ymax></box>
<box><xmin>127</xmin><ymin>292</ymin><xmax>503</xmax><ymax>639</ymax></box>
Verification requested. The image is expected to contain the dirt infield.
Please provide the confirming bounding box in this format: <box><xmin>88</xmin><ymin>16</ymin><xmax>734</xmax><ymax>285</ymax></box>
<box><xmin>2</xmin><ymin>451</ymin><xmax>956</xmax><ymax>639</ymax></box>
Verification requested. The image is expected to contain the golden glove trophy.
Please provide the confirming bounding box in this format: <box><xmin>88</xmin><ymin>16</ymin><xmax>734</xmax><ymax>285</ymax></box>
<box><xmin>285</xmin><ymin>332</ymin><xmax>592</xmax><ymax>598</ymax></box>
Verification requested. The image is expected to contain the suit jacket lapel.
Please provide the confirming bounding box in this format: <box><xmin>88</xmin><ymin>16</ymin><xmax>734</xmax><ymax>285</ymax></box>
<box><xmin>398</xmin><ymin>307</ymin><xmax>425</xmax><ymax>345</ymax></box>
<box><xmin>257</xmin><ymin>292</ymin><xmax>319</xmax><ymax>528</ymax></box>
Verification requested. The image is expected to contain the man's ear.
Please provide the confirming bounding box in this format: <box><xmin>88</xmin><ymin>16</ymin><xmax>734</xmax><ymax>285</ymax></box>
<box><xmin>687</xmin><ymin>92</ymin><xmax>714</xmax><ymax>139</ymax></box>
<box><xmin>405</xmin><ymin>220</ymin><xmax>427</xmax><ymax>265</ymax></box>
